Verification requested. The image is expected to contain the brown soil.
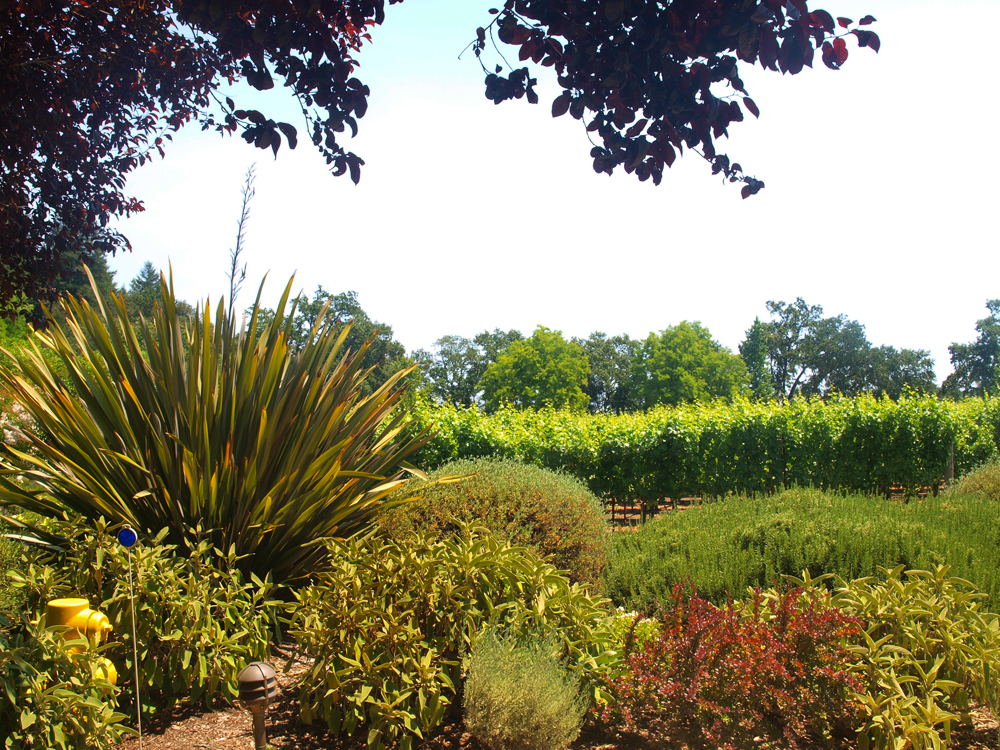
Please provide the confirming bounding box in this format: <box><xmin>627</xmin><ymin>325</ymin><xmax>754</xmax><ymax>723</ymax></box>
<box><xmin>120</xmin><ymin>643</ymin><xmax>1000</xmax><ymax>750</ymax></box>
<box><xmin>606</xmin><ymin>490</ymin><xmax>944</xmax><ymax>531</ymax></box>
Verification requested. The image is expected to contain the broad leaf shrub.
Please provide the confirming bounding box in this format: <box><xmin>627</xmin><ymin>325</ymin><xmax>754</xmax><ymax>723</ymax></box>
<box><xmin>604</xmin><ymin>584</ymin><xmax>862</xmax><ymax>750</ymax></box>
<box><xmin>603</xmin><ymin>487</ymin><xmax>1000</xmax><ymax>612</ymax></box>
<box><xmin>605</xmin><ymin>609</ymin><xmax>660</xmax><ymax>664</ymax></box>
<box><xmin>464</xmin><ymin>626</ymin><xmax>586</xmax><ymax>750</ymax></box>
<box><xmin>8</xmin><ymin>515</ymin><xmax>283</xmax><ymax>709</ymax></box>
<box><xmin>0</xmin><ymin>614</ymin><xmax>131</xmax><ymax>750</ymax></box>
<box><xmin>0</xmin><ymin>526</ymin><xmax>25</xmax><ymax>622</ymax></box>
<box><xmin>288</xmin><ymin>527</ymin><xmax>616</xmax><ymax>750</ymax></box>
<box><xmin>0</xmin><ymin>272</ymin><xmax>428</xmax><ymax>584</ymax></box>
<box><xmin>410</xmin><ymin>395</ymin><xmax>1000</xmax><ymax>500</ymax></box>
<box><xmin>834</xmin><ymin>566</ymin><xmax>1000</xmax><ymax>750</ymax></box>
<box><xmin>377</xmin><ymin>457</ymin><xmax>609</xmax><ymax>585</ymax></box>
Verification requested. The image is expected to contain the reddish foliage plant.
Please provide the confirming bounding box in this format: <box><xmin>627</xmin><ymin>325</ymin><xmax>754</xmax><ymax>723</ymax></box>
<box><xmin>472</xmin><ymin>0</ymin><xmax>879</xmax><ymax>194</ymax></box>
<box><xmin>2</xmin><ymin>0</ymin><xmax>385</xmax><ymax>318</ymax></box>
<box><xmin>605</xmin><ymin>584</ymin><xmax>862</xmax><ymax>749</ymax></box>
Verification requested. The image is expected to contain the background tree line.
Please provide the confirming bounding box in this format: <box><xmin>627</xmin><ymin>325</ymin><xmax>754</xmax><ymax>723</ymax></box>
<box><xmin>2</xmin><ymin>256</ymin><xmax>996</xmax><ymax>413</ymax></box>
<box><xmin>414</xmin><ymin>299</ymin><xmax>999</xmax><ymax>413</ymax></box>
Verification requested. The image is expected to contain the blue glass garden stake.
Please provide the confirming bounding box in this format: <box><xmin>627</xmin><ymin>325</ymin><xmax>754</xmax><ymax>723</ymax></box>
<box><xmin>118</xmin><ymin>527</ymin><xmax>142</xmax><ymax>749</ymax></box>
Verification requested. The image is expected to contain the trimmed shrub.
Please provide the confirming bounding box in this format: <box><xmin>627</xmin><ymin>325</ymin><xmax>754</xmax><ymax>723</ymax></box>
<box><xmin>8</xmin><ymin>514</ymin><xmax>283</xmax><ymax>709</ymax></box>
<box><xmin>378</xmin><ymin>457</ymin><xmax>608</xmax><ymax>585</ymax></box>
<box><xmin>603</xmin><ymin>487</ymin><xmax>1000</xmax><ymax>613</ymax></box>
<box><xmin>835</xmin><ymin>566</ymin><xmax>1000</xmax><ymax>750</ymax></box>
<box><xmin>289</xmin><ymin>527</ymin><xmax>616</xmax><ymax>750</ymax></box>
<box><xmin>464</xmin><ymin>626</ymin><xmax>586</xmax><ymax>750</ymax></box>
<box><xmin>0</xmin><ymin>614</ymin><xmax>131</xmax><ymax>749</ymax></box>
<box><xmin>950</xmin><ymin>456</ymin><xmax>1000</xmax><ymax>501</ymax></box>
<box><xmin>605</xmin><ymin>583</ymin><xmax>861</xmax><ymax>750</ymax></box>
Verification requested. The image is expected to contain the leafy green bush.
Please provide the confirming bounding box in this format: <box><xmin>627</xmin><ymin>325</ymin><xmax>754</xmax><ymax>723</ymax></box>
<box><xmin>289</xmin><ymin>527</ymin><xmax>616</xmax><ymax>750</ymax></box>
<box><xmin>464</xmin><ymin>626</ymin><xmax>586</xmax><ymax>750</ymax></box>
<box><xmin>605</xmin><ymin>609</ymin><xmax>659</xmax><ymax>657</ymax></box>
<box><xmin>377</xmin><ymin>457</ymin><xmax>609</xmax><ymax>585</ymax></box>
<box><xmin>0</xmin><ymin>273</ymin><xmax>428</xmax><ymax>584</ymax></box>
<box><xmin>8</xmin><ymin>514</ymin><xmax>283</xmax><ymax>708</ymax></box>
<box><xmin>835</xmin><ymin>566</ymin><xmax>1000</xmax><ymax>750</ymax></box>
<box><xmin>0</xmin><ymin>526</ymin><xmax>25</xmax><ymax>623</ymax></box>
<box><xmin>950</xmin><ymin>456</ymin><xmax>1000</xmax><ymax>501</ymax></box>
<box><xmin>604</xmin><ymin>583</ymin><xmax>861</xmax><ymax>750</ymax></box>
<box><xmin>0</xmin><ymin>614</ymin><xmax>131</xmax><ymax>750</ymax></box>
<box><xmin>603</xmin><ymin>487</ymin><xmax>1000</xmax><ymax>612</ymax></box>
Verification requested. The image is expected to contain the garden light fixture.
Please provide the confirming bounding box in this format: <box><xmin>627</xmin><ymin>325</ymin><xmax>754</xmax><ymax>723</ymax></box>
<box><xmin>237</xmin><ymin>661</ymin><xmax>278</xmax><ymax>750</ymax></box>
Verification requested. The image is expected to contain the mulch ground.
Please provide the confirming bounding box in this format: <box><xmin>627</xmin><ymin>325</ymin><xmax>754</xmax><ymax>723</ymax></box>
<box><xmin>119</xmin><ymin>643</ymin><xmax>1000</xmax><ymax>750</ymax></box>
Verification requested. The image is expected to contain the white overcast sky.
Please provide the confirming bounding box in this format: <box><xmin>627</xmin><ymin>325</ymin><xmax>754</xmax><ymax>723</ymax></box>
<box><xmin>109</xmin><ymin>0</ymin><xmax>999</xmax><ymax>384</ymax></box>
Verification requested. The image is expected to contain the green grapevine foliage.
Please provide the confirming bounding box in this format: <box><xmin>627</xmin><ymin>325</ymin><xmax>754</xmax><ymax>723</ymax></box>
<box><xmin>410</xmin><ymin>395</ymin><xmax>1000</xmax><ymax>501</ymax></box>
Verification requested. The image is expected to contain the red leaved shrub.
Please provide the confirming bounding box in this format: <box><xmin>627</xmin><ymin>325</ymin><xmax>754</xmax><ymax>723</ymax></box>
<box><xmin>605</xmin><ymin>584</ymin><xmax>862</xmax><ymax>750</ymax></box>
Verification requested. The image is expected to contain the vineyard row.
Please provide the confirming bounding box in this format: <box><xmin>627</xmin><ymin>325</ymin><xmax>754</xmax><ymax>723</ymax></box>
<box><xmin>408</xmin><ymin>395</ymin><xmax>1000</xmax><ymax>500</ymax></box>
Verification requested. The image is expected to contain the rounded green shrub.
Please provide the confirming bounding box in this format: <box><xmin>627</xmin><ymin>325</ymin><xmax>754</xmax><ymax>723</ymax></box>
<box><xmin>951</xmin><ymin>456</ymin><xmax>1000</xmax><ymax>501</ymax></box>
<box><xmin>378</xmin><ymin>457</ymin><xmax>609</xmax><ymax>585</ymax></box>
<box><xmin>602</xmin><ymin>488</ymin><xmax>1000</xmax><ymax>613</ymax></box>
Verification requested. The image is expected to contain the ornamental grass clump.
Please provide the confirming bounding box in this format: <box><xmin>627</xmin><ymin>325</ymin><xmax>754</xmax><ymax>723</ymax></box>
<box><xmin>0</xmin><ymin>270</ymin><xmax>428</xmax><ymax>584</ymax></box>
<box><xmin>464</xmin><ymin>626</ymin><xmax>587</xmax><ymax>750</ymax></box>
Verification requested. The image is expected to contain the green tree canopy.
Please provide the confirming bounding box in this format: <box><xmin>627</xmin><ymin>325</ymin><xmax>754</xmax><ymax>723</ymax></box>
<box><xmin>573</xmin><ymin>332</ymin><xmax>640</xmax><ymax>414</ymax></box>
<box><xmin>124</xmin><ymin>261</ymin><xmax>161</xmax><ymax>321</ymax></box>
<box><xmin>413</xmin><ymin>335</ymin><xmax>485</xmax><ymax>410</ymax></box>
<box><xmin>45</xmin><ymin>252</ymin><xmax>118</xmax><ymax>312</ymax></box>
<box><xmin>413</xmin><ymin>328</ymin><xmax>523</xmax><ymax>409</ymax></box>
<box><xmin>473</xmin><ymin>328</ymin><xmax>525</xmax><ymax>365</ymax></box>
<box><xmin>633</xmin><ymin>321</ymin><xmax>748</xmax><ymax>407</ymax></box>
<box><xmin>739</xmin><ymin>317</ymin><xmax>774</xmax><ymax>402</ymax></box>
<box><xmin>943</xmin><ymin>300</ymin><xmax>1000</xmax><ymax>398</ymax></box>
<box><xmin>254</xmin><ymin>286</ymin><xmax>410</xmax><ymax>398</ymax></box>
<box><xmin>868</xmin><ymin>345</ymin><xmax>937</xmax><ymax>400</ymax></box>
<box><xmin>764</xmin><ymin>298</ymin><xmax>937</xmax><ymax>402</ymax></box>
<box><xmin>798</xmin><ymin>314</ymin><xmax>872</xmax><ymax>399</ymax></box>
<box><xmin>119</xmin><ymin>261</ymin><xmax>196</xmax><ymax>323</ymax></box>
<box><xmin>764</xmin><ymin>298</ymin><xmax>825</xmax><ymax>402</ymax></box>
<box><xmin>480</xmin><ymin>326</ymin><xmax>589</xmax><ymax>413</ymax></box>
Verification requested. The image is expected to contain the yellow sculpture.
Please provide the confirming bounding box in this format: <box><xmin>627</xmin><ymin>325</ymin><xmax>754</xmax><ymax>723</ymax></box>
<box><xmin>46</xmin><ymin>598</ymin><xmax>117</xmax><ymax>685</ymax></box>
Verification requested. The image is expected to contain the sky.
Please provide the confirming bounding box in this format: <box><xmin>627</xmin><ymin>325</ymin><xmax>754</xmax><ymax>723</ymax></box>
<box><xmin>108</xmin><ymin>0</ymin><xmax>1000</xmax><ymax>384</ymax></box>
